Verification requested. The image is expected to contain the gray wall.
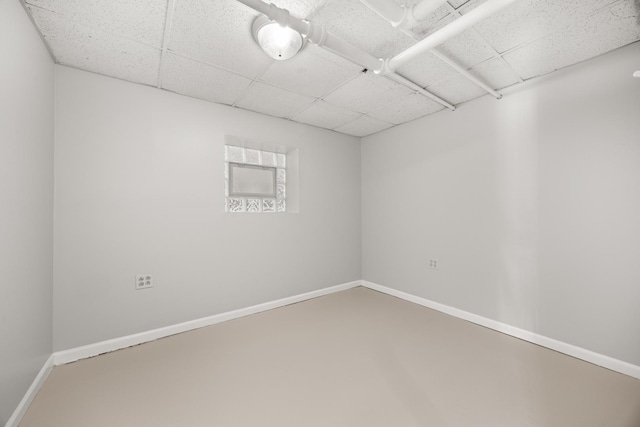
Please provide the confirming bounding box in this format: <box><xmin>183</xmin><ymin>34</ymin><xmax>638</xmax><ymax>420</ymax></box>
<box><xmin>0</xmin><ymin>0</ymin><xmax>54</xmax><ymax>423</ymax></box>
<box><xmin>53</xmin><ymin>66</ymin><xmax>362</xmax><ymax>350</ymax></box>
<box><xmin>362</xmin><ymin>42</ymin><xmax>640</xmax><ymax>366</ymax></box>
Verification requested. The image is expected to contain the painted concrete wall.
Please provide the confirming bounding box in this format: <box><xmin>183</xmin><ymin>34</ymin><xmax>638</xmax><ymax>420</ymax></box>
<box><xmin>362</xmin><ymin>42</ymin><xmax>640</xmax><ymax>366</ymax></box>
<box><xmin>53</xmin><ymin>66</ymin><xmax>361</xmax><ymax>350</ymax></box>
<box><xmin>0</xmin><ymin>0</ymin><xmax>54</xmax><ymax>423</ymax></box>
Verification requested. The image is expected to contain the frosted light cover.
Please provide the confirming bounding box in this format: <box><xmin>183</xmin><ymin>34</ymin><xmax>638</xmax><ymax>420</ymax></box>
<box><xmin>256</xmin><ymin>22</ymin><xmax>303</xmax><ymax>61</ymax></box>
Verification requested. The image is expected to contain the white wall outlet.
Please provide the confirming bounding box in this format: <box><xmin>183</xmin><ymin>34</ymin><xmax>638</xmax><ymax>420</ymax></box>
<box><xmin>135</xmin><ymin>274</ymin><xmax>153</xmax><ymax>290</ymax></box>
<box><xmin>429</xmin><ymin>259</ymin><xmax>439</xmax><ymax>270</ymax></box>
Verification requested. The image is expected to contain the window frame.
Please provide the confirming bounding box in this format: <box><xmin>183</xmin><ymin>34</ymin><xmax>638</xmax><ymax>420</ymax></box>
<box><xmin>228</xmin><ymin>162</ymin><xmax>277</xmax><ymax>198</ymax></box>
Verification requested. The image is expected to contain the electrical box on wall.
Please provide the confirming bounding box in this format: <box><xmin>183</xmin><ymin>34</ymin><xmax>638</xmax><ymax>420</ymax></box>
<box><xmin>135</xmin><ymin>274</ymin><xmax>153</xmax><ymax>290</ymax></box>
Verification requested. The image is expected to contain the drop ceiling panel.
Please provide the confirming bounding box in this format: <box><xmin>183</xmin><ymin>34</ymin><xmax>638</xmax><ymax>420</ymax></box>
<box><xmin>447</xmin><ymin>0</ymin><xmax>477</xmax><ymax>9</ymax></box>
<box><xmin>463</xmin><ymin>0</ymin><xmax>620</xmax><ymax>53</ymax></box>
<box><xmin>335</xmin><ymin>116</ymin><xmax>394</xmax><ymax>137</ymax></box>
<box><xmin>503</xmin><ymin>1</ymin><xmax>640</xmax><ymax>80</ymax></box>
<box><xmin>312</xmin><ymin>0</ymin><xmax>415</xmax><ymax>58</ymax></box>
<box><xmin>470</xmin><ymin>58</ymin><xmax>520</xmax><ymax>90</ymax></box>
<box><xmin>369</xmin><ymin>93</ymin><xmax>445</xmax><ymax>124</ymax></box>
<box><xmin>161</xmin><ymin>53</ymin><xmax>253</xmax><ymax>105</ymax></box>
<box><xmin>432</xmin><ymin>19</ymin><xmax>497</xmax><ymax>68</ymax></box>
<box><xmin>236</xmin><ymin>82</ymin><xmax>316</xmax><ymax>119</ymax></box>
<box><xmin>22</xmin><ymin>0</ymin><xmax>640</xmax><ymax>138</ymax></box>
<box><xmin>427</xmin><ymin>72</ymin><xmax>487</xmax><ymax>105</ymax></box>
<box><xmin>324</xmin><ymin>73</ymin><xmax>413</xmax><ymax>114</ymax></box>
<box><xmin>270</xmin><ymin>0</ymin><xmax>325</xmax><ymax>19</ymax></box>
<box><xmin>396</xmin><ymin>51</ymin><xmax>456</xmax><ymax>88</ymax></box>
<box><xmin>292</xmin><ymin>101</ymin><xmax>362</xmax><ymax>130</ymax></box>
<box><xmin>169</xmin><ymin>0</ymin><xmax>270</xmax><ymax>79</ymax></box>
<box><xmin>29</xmin><ymin>7</ymin><xmax>161</xmax><ymax>86</ymax></box>
<box><xmin>401</xmin><ymin>0</ymin><xmax>452</xmax><ymax>38</ymax></box>
<box><xmin>25</xmin><ymin>0</ymin><xmax>167</xmax><ymax>48</ymax></box>
<box><xmin>259</xmin><ymin>44</ymin><xmax>362</xmax><ymax>98</ymax></box>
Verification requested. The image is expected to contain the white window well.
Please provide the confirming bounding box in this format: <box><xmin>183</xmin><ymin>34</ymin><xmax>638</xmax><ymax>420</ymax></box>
<box><xmin>225</xmin><ymin>145</ymin><xmax>286</xmax><ymax>213</ymax></box>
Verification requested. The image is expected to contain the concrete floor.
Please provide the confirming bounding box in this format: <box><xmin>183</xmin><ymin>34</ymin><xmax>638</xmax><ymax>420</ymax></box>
<box><xmin>20</xmin><ymin>287</ymin><xmax>640</xmax><ymax>426</ymax></box>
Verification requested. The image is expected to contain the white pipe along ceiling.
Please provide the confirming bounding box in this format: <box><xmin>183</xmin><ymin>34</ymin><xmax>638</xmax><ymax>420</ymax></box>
<box><xmin>236</xmin><ymin>0</ymin><xmax>520</xmax><ymax>111</ymax></box>
<box><xmin>361</xmin><ymin>0</ymin><xmax>450</xmax><ymax>29</ymax></box>
<box><xmin>236</xmin><ymin>0</ymin><xmax>455</xmax><ymax>110</ymax></box>
<box><xmin>359</xmin><ymin>0</ymin><xmax>503</xmax><ymax>99</ymax></box>
<box><xmin>383</xmin><ymin>0</ymin><xmax>520</xmax><ymax>73</ymax></box>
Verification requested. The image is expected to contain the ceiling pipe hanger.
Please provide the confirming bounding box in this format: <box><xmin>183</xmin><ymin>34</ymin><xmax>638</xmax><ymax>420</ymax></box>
<box><xmin>359</xmin><ymin>0</ymin><xmax>502</xmax><ymax>99</ymax></box>
<box><xmin>235</xmin><ymin>0</ymin><xmax>456</xmax><ymax>110</ymax></box>
<box><xmin>380</xmin><ymin>0</ymin><xmax>519</xmax><ymax>74</ymax></box>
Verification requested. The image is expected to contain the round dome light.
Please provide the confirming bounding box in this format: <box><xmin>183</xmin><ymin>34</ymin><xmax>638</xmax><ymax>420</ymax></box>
<box><xmin>252</xmin><ymin>16</ymin><xmax>304</xmax><ymax>61</ymax></box>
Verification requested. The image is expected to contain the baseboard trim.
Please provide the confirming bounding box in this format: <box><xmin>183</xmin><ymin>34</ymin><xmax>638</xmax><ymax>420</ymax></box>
<box><xmin>5</xmin><ymin>354</ymin><xmax>54</xmax><ymax>427</ymax></box>
<box><xmin>53</xmin><ymin>280</ymin><xmax>361</xmax><ymax>366</ymax></box>
<box><xmin>362</xmin><ymin>281</ymin><xmax>640</xmax><ymax>380</ymax></box>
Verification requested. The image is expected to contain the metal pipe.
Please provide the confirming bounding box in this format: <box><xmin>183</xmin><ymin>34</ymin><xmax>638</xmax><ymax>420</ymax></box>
<box><xmin>385</xmin><ymin>0</ymin><xmax>518</xmax><ymax>73</ymax></box>
<box><xmin>358</xmin><ymin>0</ymin><xmax>501</xmax><ymax>99</ymax></box>
<box><xmin>235</xmin><ymin>0</ymin><xmax>455</xmax><ymax>110</ymax></box>
<box><xmin>360</xmin><ymin>0</ymin><xmax>449</xmax><ymax>29</ymax></box>
<box><xmin>360</xmin><ymin>0</ymin><xmax>406</xmax><ymax>27</ymax></box>
<box><xmin>387</xmin><ymin>73</ymin><xmax>455</xmax><ymax>110</ymax></box>
<box><xmin>238</xmin><ymin>0</ymin><xmax>381</xmax><ymax>70</ymax></box>
<box><xmin>412</xmin><ymin>0</ymin><xmax>451</xmax><ymax>22</ymax></box>
<box><xmin>430</xmin><ymin>50</ymin><xmax>502</xmax><ymax>99</ymax></box>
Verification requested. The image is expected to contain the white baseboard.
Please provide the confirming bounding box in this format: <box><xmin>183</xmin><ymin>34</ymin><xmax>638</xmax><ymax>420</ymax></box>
<box><xmin>362</xmin><ymin>281</ymin><xmax>640</xmax><ymax>380</ymax></box>
<box><xmin>53</xmin><ymin>280</ymin><xmax>361</xmax><ymax>366</ymax></box>
<box><xmin>5</xmin><ymin>354</ymin><xmax>54</xmax><ymax>427</ymax></box>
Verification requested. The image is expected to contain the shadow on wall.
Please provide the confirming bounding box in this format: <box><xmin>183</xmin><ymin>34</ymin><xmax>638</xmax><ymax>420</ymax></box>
<box><xmin>636</xmin><ymin>0</ymin><xmax>640</xmax><ymax>25</ymax></box>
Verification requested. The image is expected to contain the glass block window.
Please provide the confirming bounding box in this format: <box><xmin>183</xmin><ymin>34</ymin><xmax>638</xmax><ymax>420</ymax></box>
<box><xmin>225</xmin><ymin>145</ymin><xmax>286</xmax><ymax>213</ymax></box>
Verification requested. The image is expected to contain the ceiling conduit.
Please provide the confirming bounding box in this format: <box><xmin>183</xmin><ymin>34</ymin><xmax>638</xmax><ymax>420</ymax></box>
<box><xmin>361</xmin><ymin>0</ymin><xmax>449</xmax><ymax>29</ymax></box>
<box><xmin>235</xmin><ymin>0</ymin><xmax>456</xmax><ymax>110</ymax></box>
<box><xmin>381</xmin><ymin>0</ymin><xmax>519</xmax><ymax>73</ymax></box>
<box><xmin>360</xmin><ymin>0</ymin><xmax>503</xmax><ymax>99</ymax></box>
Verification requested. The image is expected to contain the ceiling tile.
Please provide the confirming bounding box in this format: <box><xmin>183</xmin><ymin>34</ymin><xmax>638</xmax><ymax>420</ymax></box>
<box><xmin>427</xmin><ymin>72</ymin><xmax>487</xmax><ymax>105</ymax></box>
<box><xmin>469</xmin><ymin>57</ymin><xmax>520</xmax><ymax>90</ymax></box>
<box><xmin>335</xmin><ymin>116</ymin><xmax>394</xmax><ymax>137</ymax></box>
<box><xmin>259</xmin><ymin>44</ymin><xmax>361</xmax><ymax>98</ymax></box>
<box><xmin>26</xmin><ymin>0</ymin><xmax>167</xmax><ymax>48</ymax></box>
<box><xmin>323</xmin><ymin>72</ymin><xmax>413</xmax><ymax>114</ymax></box>
<box><xmin>312</xmin><ymin>0</ymin><xmax>415</xmax><ymax>58</ymax></box>
<box><xmin>400</xmin><ymin>0</ymin><xmax>452</xmax><ymax>37</ymax></box>
<box><xmin>369</xmin><ymin>93</ymin><xmax>444</xmax><ymax>124</ymax></box>
<box><xmin>169</xmin><ymin>0</ymin><xmax>270</xmax><ymax>79</ymax></box>
<box><xmin>414</xmin><ymin>14</ymin><xmax>496</xmax><ymax>67</ymax></box>
<box><xmin>463</xmin><ymin>0</ymin><xmax>620</xmax><ymax>53</ymax></box>
<box><xmin>29</xmin><ymin>7</ymin><xmax>160</xmax><ymax>86</ymax></box>
<box><xmin>503</xmin><ymin>1</ymin><xmax>640</xmax><ymax>80</ymax></box>
<box><xmin>447</xmin><ymin>0</ymin><xmax>477</xmax><ymax>9</ymax></box>
<box><xmin>161</xmin><ymin>53</ymin><xmax>252</xmax><ymax>105</ymax></box>
<box><xmin>396</xmin><ymin>51</ymin><xmax>456</xmax><ymax>87</ymax></box>
<box><xmin>292</xmin><ymin>101</ymin><xmax>362</xmax><ymax>130</ymax></box>
<box><xmin>396</xmin><ymin>17</ymin><xmax>496</xmax><ymax>87</ymax></box>
<box><xmin>270</xmin><ymin>0</ymin><xmax>325</xmax><ymax>19</ymax></box>
<box><xmin>236</xmin><ymin>82</ymin><xmax>316</xmax><ymax>119</ymax></box>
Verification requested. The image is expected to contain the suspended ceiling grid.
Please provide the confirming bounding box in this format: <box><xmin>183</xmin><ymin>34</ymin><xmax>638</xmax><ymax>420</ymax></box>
<box><xmin>24</xmin><ymin>0</ymin><xmax>640</xmax><ymax>137</ymax></box>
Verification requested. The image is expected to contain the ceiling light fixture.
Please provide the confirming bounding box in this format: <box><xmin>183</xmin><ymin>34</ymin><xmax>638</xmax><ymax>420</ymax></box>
<box><xmin>634</xmin><ymin>71</ymin><xmax>640</xmax><ymax>78</ymax></box>
<box><xmin>252</xmin><ymin>15</ymin><xmax>304</xmax><ymax>61</ymax></box>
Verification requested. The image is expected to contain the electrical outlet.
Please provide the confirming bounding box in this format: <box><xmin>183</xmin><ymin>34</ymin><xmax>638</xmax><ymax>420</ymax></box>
<box><xmin>135</xmin><ymin>274</ymin><xmax>153</xmax><ymax>290</ymax></box>
<box><xmin>429</xmin><ymin>259</ymin><xmax>439</xmax><ymax>270</ymax></box>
